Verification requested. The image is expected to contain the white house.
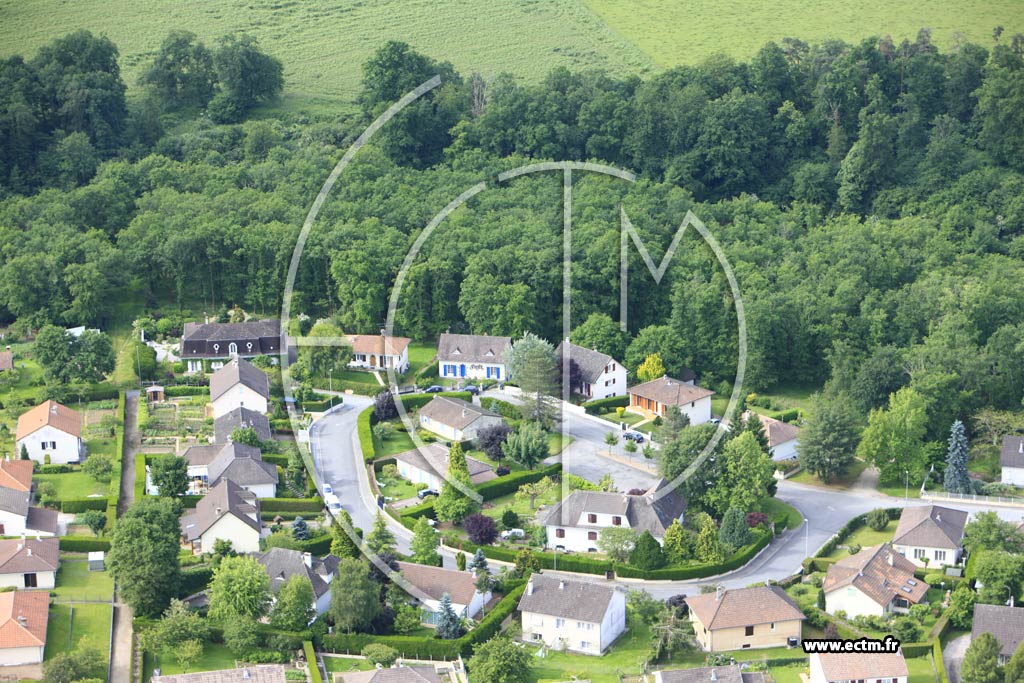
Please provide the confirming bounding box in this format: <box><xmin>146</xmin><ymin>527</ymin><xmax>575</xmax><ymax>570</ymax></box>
<box><xmin>892</xmin><ymin>505</ymin><xmax>968</xmax><ymax>568</ymax></box>
<box><xmin>417</xmin><ymin>396</ymin><xmax>504</xmax><ymax>442</ymax></box>
<box><xmin>0</xmin><ymin>538</ymin><xmax>59</xmax><ymax>590</ymax></box>
<box><xmin>437</xmin><ymin>333</ymin><xmax>511</xmax><ymax>382</ymax></box>
<box><xmin>744</xmin><ymin>412</ymin><xmax>801</xmax><ymax>461</ymax></box>
<box><xmin>209</xmin><ymin>357</ymin><xmax>270</xmax><ymax>419</ymax></box>
<box><xmin>627</xmin><ymin>375</ymin><xmax>713</xmax><ymax>424</ymax></box>
<box><xmin>0</xmin><ymin>591</ymin><xmax>48</xmax><ymax>666</ymax></box>
<box><xmin>15</xmin><ymin>400</ymin><xmax>83</xmax><ymax>465</ymax></box>
<box><xmin>518</xmin><ymin>573</ymin><xmax>626</xmax><ymax>655</ymax></box>
<box><xmin>177</xmin><ymin>442</ymin><xmax>278</xmax><ymax>498</ymax></box>
<box><xmin>397</xmin><ymin>561</ymin><xmax>490</xmax><ymax>623</ymax></box>
<box><xmin>823</xmin><ymin>544</ymin><xmax>929</xmax><ymax>618</ymax></box>
<box><xmin>392</xmin><ymin>443</ymin><xmax>496</xmax><ymax>491</ymax></box>
<box><xmin>810</xmin><ymin>651</ymin><xmax>909</xmax><ymax>683</ymax></box>
<box><xmin>1001</xmin><ymin>436</ymin><xmax>1024</xmax><ymax>486</ymax></box>
<box><xmin>0</xmin><ymin>488</ymin><xmax>57</xmax><ymax>538</ymax></box>
<box><xmin>543</xmin><ymin>479</ymin><xmax>686</xmax><ymax>553</ymax></box>
<box><xmin>348</xmin><ymin>334</ymin><xmax>410</xmax><ymax>373</ymax></box>
<box><xmin>180</xmin><ymin>318</ymin><xmax>283</xmax><ymax>374</ymax></box>
<box><xmin>556</xmin><ymin>340</ymin><xmax>627</xmax><ymax>400</ymax></box>
<box><xmin>180</xmin><ymin>480</ymin><xmax>263</xmax><ymax>554</ymax></box>
<box><xmin>256</xmin><ymin>548</ymin><xmax>339</xmax><ymax>617</ymax></box>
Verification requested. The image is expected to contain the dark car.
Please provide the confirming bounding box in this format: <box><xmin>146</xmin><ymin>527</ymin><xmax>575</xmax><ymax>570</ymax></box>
<box><xmin>622</xmin><ymin>431</ymin><xmax>645</xmax><ymax>443</ymax></box>
<box><xmin>417</xmin><ymin>488</ymin><xmax>440</xmax><ymax>499</ymax></box>
<box><xmin>463</xmin><ymin>385</ymin><xmax>480</xmax><ymax>395</ymax></box>
<box><xmin>424</xmin><ymin>385</ymin><xmax>444</xmax><ymax>393</ymax></box>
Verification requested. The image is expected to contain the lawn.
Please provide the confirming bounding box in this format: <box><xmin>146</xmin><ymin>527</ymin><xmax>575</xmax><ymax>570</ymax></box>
<box><xmin>377</xmin><ymin>473</ymin><xmax>422</xmax><ymax>502</ymax></box>
<box><xmin>906</xmin><ymin>655</ymin><xmax>938</xmax><ymax>683</ymax></box>
<box><xmin>762</xmin><ymin>498</ymin><xmax>803</xmax><ymax>530</ymax></box>
<box><xmin>547</xmin><ymin>432</ymin><xmax>572</xmax><ymax>455</ymax></box>
<box><xmin>787</xmin><ymin>458</ymin><xmax>868</xmax><ymax>489</ymax></box>
<box><xmin>822</xmin><ymin>520</ymin><xmax>897</xmax><ymax>559</ymax></box>
<box><xmin>142</xmin><ymin>643</ymin><xmax>237</xmax><ymax>681</ymax></box>
<box><xmin>322</xmin><ymin>656</ymin><xmax>376</xmax><ymax>674</ymax></box>
<box><xmin>596</xmin><ymin>410</ymin><xmax>646</xmax><ymax>427</ymax></box>
<box><xmin>35</xmin><ymin>471</ymin><xmax>108</xmax><ymax>500</ymax></box>
<box><xmin>405</xmin><ymin>342</ymin><xmax>437</xmax><ymax>381</ymax></box>
<box><xmin>372</xmin><ymin>422</ymin><xmax>416</xmax><ymax>459</ymax></box>
<box><xmin>53</xmin><ymin>560</ymin><xmax>116</xmax><ymax>602</ymax></box>
<box><xmin>481</xmin><ymin>487</ymin><xmax>561</xmax><ymax>525</ymax></box>
<box><xmin>45</xmin><ymin>602</ymin><xmax>113</xmax><ymax>663</ymax></box>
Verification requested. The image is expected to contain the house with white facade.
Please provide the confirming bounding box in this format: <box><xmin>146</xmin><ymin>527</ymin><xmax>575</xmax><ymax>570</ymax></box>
<box><xmin>543</xmin><ymin>479</ymin><xmax>686</xmax><ymax>553</ymax></box>
<box><xmin>892</xmin><ymin>505</ymin><xmax>967</xmax><ymax>568</ymax></box>
<box><xmin>809</xmin><ymin>651</ymin><xmax>909</xmax><ymax>683</ymax></box>
<box><xmin>972</xmin><ymin>604</ymin><xmax>1024</xmax><ymax>665</ymax></box>
<box><xmin>627</xmin><ymin>375</ymin><xmax>713</xmax><ymax>423</ymax></box>
<box><xmin>0</xmin><ymin>488</ymin><xmax>57</xmax><ymax>538</ymax></box>
<box><xmin>210</xmin><ymin>357</ymin><xmax>269</xmax><ymax>419</ymax></box>
<box><xmin>437</xmin><ymin>333</ymin><xmax>511</xmax><ymax>382</ymax></box>
<box><xmin>392</xmin><ymin>443</ymin><xmax>496</xmax><ymax>491</ymax></box>
<box><xmin>180</xmin><ymin>318</ymin><xmax>283</xmax><ymax>374</ymax></box>
<box><xmin>15</xmin><ymin>400</ymin><xmax>83</xmax><ymax>465</ymax></box>
<box><xmin>518</xmin><ymin>573</ymin><xmax>626</xmax><ymax>655</ymax></box>
<box><xmin>556</xmin><ymin>340</ymin><xmax>626</xmax><ymax>400</ymax></box>
<box><xmin>1001</xmin><ymin>436</ymin><xmax>1024</xmax><ymax>486</ymax></box>
<box><xmin>177</xmin><ymin>442</ymin><xmax>278</xmax><ymax>498</ymax></box>
<box><xmin>823</xmin><ymin>544</ymin><xmax>929</xmax><ymax>618</ymax></box>
<box><xmin>397</xmin><ymin>561</ymin><xmax>490</xmax><ymax>624</ymax></box>
<box><xmin>0</xmin><ymin>538</ymin><xmax>59</xmax><ymax>590</ymax></box>
<box><xmin>348</xmin><ymin>334</ymin><xmax>410</xmax><ymax>373</ymax></box>
<box><xmin>180</xmin><ymin>479</ymin><xmax>263</xmax><ymax>554</ymax></box>
<box><xmin>745</xmin><ymin>412</ymin><xmax>801</xmax><ymax>461</ymax></box>
<box><xmin>0</xmin><ymin>591</ymin><xmax>48</xmax><ymax>666</ymax></box>
<box><xmin>214</xmin><ymin>406</ymin><xmax>272</xmax><ymax>443</ymax></box>
<box><xmin>417</xmin><ymin>397</ymin><xmax>504</xmax><ymax>442</ymax></box>
<box><xmin>256</xmin><ymin>548</ymin><xmax>339</xmax><ymax>617</ymax></box>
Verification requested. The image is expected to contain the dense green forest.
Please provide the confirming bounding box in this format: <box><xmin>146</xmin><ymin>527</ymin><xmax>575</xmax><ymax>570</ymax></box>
<box><xmin>0</xmin><ymin>30</ymin><xmax>1022</xmax><ymax>435</ymax></box>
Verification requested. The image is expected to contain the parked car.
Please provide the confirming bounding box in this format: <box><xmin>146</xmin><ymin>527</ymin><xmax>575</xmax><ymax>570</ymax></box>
<box><xmin>501</xmin><ymin>528</ymin><xmax>526</xmax><ymax>540</ymax></box>
<box><xmin>622</xmin><ymin>431</ymin><xmax>645</xmax><ymax>443</ymax></box>
<box><xmin>463</xmin><ymin>385</ymin><xmax>480</xmax><ymax>395</ymax></box>
<box><xmin>709</xmin><ymin>417</ymin><xmax>721</xmax><ymax>425</ymax></box>
<box><xmin>424</xmin><ymin>385</ymin><xmax>444</xmax><ymax>393</ymax></box>
<box><xmin>322</xmin><ymin>484</ymin><xmax>333</xmax><ymax>496</ymax></box>
<box><xmin>417</xmin><ymin>488</ymin><xmax>440</xmax><ymax>499</ymax></box>
<box><xmin>325</xmin><ymin>493</ymin><xmax>342</xmax><ymax>513</ymax></box>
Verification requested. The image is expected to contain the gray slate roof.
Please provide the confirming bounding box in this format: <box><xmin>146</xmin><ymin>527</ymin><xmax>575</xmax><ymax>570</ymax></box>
<box><xmin>208</xmin><ymin>443</ymin><xmax>278</xmax><ymax>488</ymax></box>
<box><xmin>1001</xmin><ymin>435</ymin><xmax>1024</xmax><ymax>469</ymax></box>
<box><xmin>555</xmin><ymin>341</ymin><xmax>615</xmax><ymax>383</ymax></box>
<box><xmin>392</xmin><ymin>444</ymin><xmax>496</xmax><ymax>485</ymax></box>
<box><xmin>153</xmin><ymin>665</ymin><xmax>286</xmax><ymax>683</ymax></box>
<box><xmin>210</xmin><ymin>358</ymin><xmax>270</xmax><ymax>402</ymax></box>
<box><xmin>972</xmin><ymin>604</ymin><xmax>1024</xmax><ymax>658</ymax></box>
<box><xmin>339</xmin><ymin>666</ymin><xmax>443</xmax><ymax>683</ymax></box>
<box><xmin>0</xmin><ymin>486</ymin><xmax>29</xmax><ymax>516</ymax></box>
<box><xmin>25</xmin><ymin>507</ymin><xmax>58</xmax><ymax>535</ymax></box>
<box><xmin>437</xmin><ymin>333</ymin><xmax>511</xmax><ymax>365</ymax></box>
<box><xmin>418</xmin><ymin>396</ymin><xmax>501</xmax><ymax>431</ymax></box>
<box><xmin>657</xmin><ymin>666</ymin><xmax>765</xmax><ymax>683</ymax></box>
<box><xmin>518</xmin><ymin>573</ymin><xmax>621</xmax><ymax>623</ymax></box>
<box><xmin>215</xmin><ymin>407</ymin><xmax>272</xmax><ymax>443</ymax></box>
<box><xmin>256</xmin><ymin>547</ymin><xmax>339</xmax><ymax>599</ymax></box>
<box><xmin>892</xmin><ymin>505</ymin><xmax>968</xmax><ymax>550</ymax></box>
<box><xmin>0</xmin><ymin>537</ymin><xmax>59</xmax><ymax>574</ymax></box>
<box><xmin>542</xmin><ymin>479</ymin><xmax>687</xmax><ymax>538</ymax></box>
<box><xmin>183</xmin><ymin>319</ymin><xmax>281</xmax><ymax>342</ymax></box>
<box><xmin>181</xmin><ymin>479</ymin><xmax>261</xmax><ymax>541</ymax></box>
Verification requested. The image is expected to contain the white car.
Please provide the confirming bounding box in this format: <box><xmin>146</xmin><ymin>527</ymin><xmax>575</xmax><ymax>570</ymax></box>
<box><xmin>324</xmin><ymin>493</ymin><xmax>342</xmax><ymax>513</ymax></box>
<box><xmin>501</xmin><ymin>528</ymin><xmax>526</xmax><ymax>540</ymax></box>
<box><xmin>323</xmin><ymin>484</ymin><xmax>333</xmax><ymax>496</ymax></box>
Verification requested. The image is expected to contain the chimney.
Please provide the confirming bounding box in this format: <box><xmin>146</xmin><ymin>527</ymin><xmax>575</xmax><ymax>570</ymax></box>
<box><xmin>462</xmin><ymin>408</ymin><xmax>468</xmax><ymax>418</ymax></box>
<box><xmin>527</xmin><ymin>580</ymin><xmax>534</xmax><ymax>596</ymax></box>
<box><xmin>1011</xmin><ymin>596</ymin><xmax>1016</xmax><ymax>608</ymax></box>
<box><xmin>936</xmin><ymin>513</ymin><xmax>942</xmax><ymax>523</ymax></box>
<box><xmin>215</xmin><ymin>506</ymin><xmax>223</xmax><ymax>515</ymax></box>
<box><xmin>887</xmin><ymin>553</ymin><xmax>894</xmax><ymax>566</ymax></box>
<box><xmin>711</xmin><ymin>671</ymin><xmax>718</xmax><ymax>682</ymax></box>
<box><xmin>1019</xmin><ymin>441</ymin><xmax>1023</xmax><ymax>454</ymax></box>
<box><xmin>16</xmin><ymin>543</ymin><xmax>22</xmax><ymax>552</ymax></box>
<box><xmin>242</xmin><ymin>669</ymin><xmax>250</xmax><ymax>680</ymax></box>
<box><xmin>303</xmin><ymin>552</ymin><xmax>312</xmax><ymax>568</ymax></box>
<box><xmin>715</xmin><ymin>586</ymin><xmax>723</xmax><ymax>601</ymax></box>
<box><xmin>558</xmin><ymin>580</ymin><xmax>565</xmax><ymax>590</ymax></box>
<box><xmin>26</xmin><ymin>547</ymin><xmax>31</xmax><ymax>557</ymax></box>
<box><xmin>16</xmin><ymin>615</ymin><xmax>26</xmax><ymax>627</ymax></box>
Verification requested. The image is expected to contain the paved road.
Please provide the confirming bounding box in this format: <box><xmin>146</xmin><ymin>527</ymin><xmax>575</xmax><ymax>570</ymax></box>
<box><xmin>944</xmin><ymin>633</ymin><xmax>970</xmax><ymax>683</ymax></box>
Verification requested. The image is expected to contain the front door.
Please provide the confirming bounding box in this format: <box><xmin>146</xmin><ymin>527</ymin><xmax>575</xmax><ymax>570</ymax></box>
<box><xmin>370</xmin><ymin>354</ymin><xmax>377</xmax><ymax>368</ymax></box>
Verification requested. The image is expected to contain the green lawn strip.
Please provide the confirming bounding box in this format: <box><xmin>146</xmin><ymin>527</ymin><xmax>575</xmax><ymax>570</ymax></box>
<box><xmin>821</xmin><ymin>520</ymin><xmax>898</xmax><ymax>559</ymax></box>
<box><xmin>905</xmin><ymin>655</ymin><xmax>938</xmax><ymax>683</ymax></box>
<box><xmin>322</xmin><ymin>656</ymin><xmax>376</xmax><ymax>674</ymax></box>
<box><xmin>786</xmin><ymin>458</ymin><xmax>867</xmax><ymax>489</ymax></box>
<box><xmin>35</xmin><ymin>471</ymin><xmax>108</xmax><ymax>500</ymax></box>
<box><xmin>876</xmin><ymin>483</ymin><xmax>923</xmax><ymax>499</ymax></box>
<box><xmin>480</xmin><ymin>488</ymin><xmax>560</xmax><ymax>525</ymax></box>
<box><xmin>595</xmin><ymin>410</ymin><xmax>645</xmax><ymax>427</ymax></box>
<box><xmin>547</xmin><ymin>432</ymin><xmax>572</xmax><ymax>455</ymax></box>
<box><xmin>142</xmin><ymin>643</ymin><xmax>237</xmax><ymax>681</ymax></box>
<box><xmin>405</xmin><ymin>342</ymin><xmax>437</xmax><ymax>380</ymax></box>
<box><xmin>762</xmin><ymin>498</ymin><xmax>803</xmax><ymax>530</ymax></box>
<box><xmin>53</xmin><ymin>561</ymin><xmax>115</xmax><ymax>602</ymax></box>
<box><xmin>377</xmin><ymin>475</ymin><xmax>422</xmax><ymax>501</ymax></box>
<box><xmin>45</xmin><ymin>602</ymin><xmax>112</xmax><ymax>663</ymax></box>
<box><xmin>371</xmin><ymin>423</ymin><xmax>416</xmax><ymax>458</ymax></box>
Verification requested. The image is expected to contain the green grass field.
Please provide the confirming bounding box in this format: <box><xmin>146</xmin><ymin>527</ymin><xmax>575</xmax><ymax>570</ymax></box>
<box><xmin>788</xmin><ymin>458</ymin><xmax>868</xmax><ymax>489</ymax></box>
<box><xmin>45</xmin><ymin>603</ymin><xmax>112</xmax><ymax>664</ymax></box>
<box><xmin>53</xmin><ymin>561</ymin><xmax>116</xmax><ymax>603</ymax></box>
<box><xmin>762</xmin><ymin>497</ymin><xmax>803</xmax><ymax>530</ymax></box>
<box><xmin>822</xmin><ymin>520</ymin><xmax>898</xmax><ymax>559</ymax></box>
<box><xmin>142</xmin><ymin>643</ymin><xmax>237</xmax><ymax>682</ymax></box>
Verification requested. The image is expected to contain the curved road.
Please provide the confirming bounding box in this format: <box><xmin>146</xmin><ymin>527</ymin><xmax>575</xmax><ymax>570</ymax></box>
<box><xmin>309</xmin><ymin>393</ymin><xmax>1024</xmax><ymax>596</ymax></box>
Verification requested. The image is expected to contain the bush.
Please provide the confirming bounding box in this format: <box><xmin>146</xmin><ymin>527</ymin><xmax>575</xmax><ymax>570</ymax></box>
<box><xmin>59</xmin><ymin>536</ymin><xmax>110</xmax><ymax>552</ymax></box>
<box><xmin>866</xmin><ymin>508</ymin><xmax>890</xmax><ymax>532</ymax></box>
<box><xmin>357</xmin><ymin>407</ymin><xmax>376</xmax><ymax>461</ymax></box>
<box><xmin>615</xmin><ymin>530</ymin><xmax>771</xmax><ymax>580</ymax></box>
<box><xmin>582</xmin><ymin>395</ymin><xmax>629</xmax><ymax>414</ymax></box>
<box><xmin>474</xmin><ymin>463</ymin><xmax>562</xmax><ymax>501</ymax></box>
<box><xmin>361</xmin><ymin>643</ymin><xmax>398</xmax><ymax>667</ymax></box>
<box><xmin>260</xmin><ymin>498</ymin><xmax>324</xmax><ymax>513</ymax></box>
<box><xmin>501</xmin><ymin>509</ymin><xmax>520</xmax><ymax>529</ymax></box>
<box><xmin>164</xmin><ymin>385</ymin><xmax>209</xmax><ymax>397</ymax></box>
<box><xmin>178</xmin><ymin>566</ymin><xmax>215</xmax><ymax>597</ymax></box>
<box><xmin>60</xmin><ymin>498</ymin><xmax>109</xmax><ymax>513</ymax></box>
<box><xmin>479</xmin><ymin>398</ymin><xmax>521</xmax><ymax>420</ymax></box>
<box><xmin>776</xmin><ymin>408</ymin><xmax>800</xmax><ymax>423</ymax></box>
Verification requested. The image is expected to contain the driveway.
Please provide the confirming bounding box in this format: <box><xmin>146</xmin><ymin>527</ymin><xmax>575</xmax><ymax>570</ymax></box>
<box><xmin>944</xmin><ymin>633</ymin><xmax>970</xmax><ymax>683</ymax></box>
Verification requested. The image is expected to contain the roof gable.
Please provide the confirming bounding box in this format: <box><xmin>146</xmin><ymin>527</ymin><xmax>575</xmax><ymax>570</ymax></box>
<box><xmin>823</xmin><ymin>544</ymin><xmax>929</xmax><ymax>607</ymax></box>
<box><xmin>517</xmin><ymin>573</ymin><xmax>618</xmax><ymax>622</ymax></box>
<box><xmin>0</xmin><ymin>591</ymin><xmax>48</xmax><ymax>648</ymax></box>
<box><xmin>16</xmin><ymin>400</ymin><xmax>82</xmax><ymax>440</ymax></box>
<box><xmin>628</xmin><ymin>376</ymin><xmax>713</xmax><ymax>406</ymax></box>
<box><xmin>437</xmin><ymin>333</ymin><xmax>511</xmax><ymax>365</ymax></box>
<box><xmin>210</xmin><ymin>358</ymin><xmax>270</xmax><ymax>402</ymax></box>
<box><xmin>892</xmin><ymin>505</ymin><xmax>967</xmax><ymax>549</ymax></box>
<box><xmin>686</xmin><ymin>586</ymin><xmax>805</xmax><ymax>630</ymax></box>
<box><xmin>555</xmin><ymin>341</ymin><xmax>616</xmax><ymax>383</ymax></box>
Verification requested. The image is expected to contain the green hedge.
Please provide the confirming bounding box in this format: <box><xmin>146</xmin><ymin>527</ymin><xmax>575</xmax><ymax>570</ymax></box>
<box><xmin>178</xmin><ymin>566</ymin><xmax>214</xmax><ymax>597</ymax></box>
<box><xmin>303</xmin><ymin>642</ymin><xmax>322</xmax><ymax>683</ymax></box>
<box><xmin>358</xmin><ymin>407</ymin><xmax>376</xmax><ymax>462</ymax></box>
<box><xmin>934</xmin><ymin>638</ymin><xmax>949</xmax><ymax>683</ymax></box>
<box><xmin>900</xmin><ymin>641</ymin><xmax>933</xmax><ymax>658</ymax></box>
<box><xmin>60</xmin><ymin>536</ymin><xmax>110</xmax><ymax>552</ymax></box>
<box><xmin>39</xmin><ymin>464</ymin><xmax>75</xmax><ymax>474</ymax></box>
<box><xmin>474</xmin><ymin>463</ymin><xmax>562</xmax><ymax>500</ymax></box>
<box><xmin>302</xmin><ymin>400</ymin><xmax>333</xmax><ymax>412</ymax></box>
<box><xmin>615</xmin><ymin>530</ymin><xmax>771</xmax><ymax>580</ymax></box>
<box><xmin>296</xmin><ymin>534</ymin><xmax>332</xmax><ymax>555</ymax></box>
<box><xmin>164</xmin><ymin>385</ymin><xmax>209</xmax><ymax>397</ymax></box>
<box><xmin>270</xmin><ymin>419</ymin><xmax>294</xmax><ymax>434</ymax></box>
<box><xmin>398</xmin><ymin>391</ymin><xmax>472</xmax><ymax>412</ymax></box>
<box><xmin>479</xmin><ymin>398</ymin><xmax>521</xmax><ymax>419</ymax></box>
<box><xmin>134</xmin><ymin>453</ymin><xmax>147</xmax><ymax>500</ymax></box>
<box><xmin>262</xmin><ymin>453</ymin><xmax>290</xmax><ymax>468</ymax></box>
<box><xmin>815</xmin><ymin>507</ymin><xmax>902</xmax><ymax>558</ymax></box>
<box><xmin>77</xmin><ymin>383</ymin><xmax>120</xmax><ymax>401</ymax></box>
<box><xmin>261</xmin><ymin>497</ymin><xmax>324</xmax><ymax>513</ymax></box>
<box><xmin>582</xmin><ymin>394</ymin><xmax>629</xmax><ymax>414</ymax></box>
<box><xmin>61</xmin><ymin>498</ymin><xmax>109</xmax><ymax>513</ymax></box>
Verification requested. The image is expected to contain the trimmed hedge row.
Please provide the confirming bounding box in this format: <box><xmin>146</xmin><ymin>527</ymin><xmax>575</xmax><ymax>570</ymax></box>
<box><xmin>900</xmin><ymin>641</ymin><xmax>933</xmax><ymax>658</ymax></box>
<box><xmin>615</xmin><ymin>530</ymin><xmax>771</xmax><ymax>580</ymax></box>
<box><xmin>473</xmin><ymin>463</ymin><xmax>563</xmax><ymax>500</ymax></box>
<box><xmin>134</xmin><ymin>453</ymin><xmax>147</xmax><ymax>500</ymax></box>
<box><xmin>479</xmin><ymin>398</ymin><xmax>521</xmax><ymax>420</ymax></box>
<box><xmin>261</xmin><ymin>498</ymin><xmax>324</xmax><ymax>513</ymax></box>
<box><xmin>934</xmin><ymin>638</ymin><xmax>949</xmax><ymax>683</ymax></box>
<box><xmin>814</xmin><ymin>507</ymin><xmax>902</xmax><ymax>558</ymax></box>
<box><xmin>178</xmin><ymin>566</ymin><xmax>214</xmax><ymax>597</ymax></box>
<box><xmin>164</xmin><ymin>385</ymin><xmax>209</xmax><ymax>397</ymax></box>
<box><xmin>398</xmin><ymin>391</ymin><xmax>472</xmax><ymax>412</ymax></box>
<box><xmin>358</xmin><ymin>407</ymin><xmax>376</xmax><ymax>462</ymax></box>
<box><xmin>319</xmin><ymin>581</ymin><xmax>526</xmax><ymax>659</ymax></box>
<box><xmin>296</xmin><ymin>534</ymin><xmax>332</xmax><ymax>555</ymax></box>
<box><xmin>302</xmin><ymin>400</ymin><xmax>333</xmax><ymax>412</ymax></box>
<box><xmin>304</xmin><ymin>642</ymin><xmax>322</xmax><ymax>683</ymax></box>
<box><xmin>262</xmin><ymin>453</ymin><xmax>290</xmax><ymax>468</ymax></box>
<box><xmin>582</xmin><ymin>394</ymin><xmax>629</xmax><ymax>414</ymax></box>
<box><xmin>60</xmin><ymin>536</ymin><xmax>110</xmax><ymax>552</ymax></box>
<box><xmin>61</xmin><ymin>498</ymin><xmax>109</xmax><ymax>513</ymax></box>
